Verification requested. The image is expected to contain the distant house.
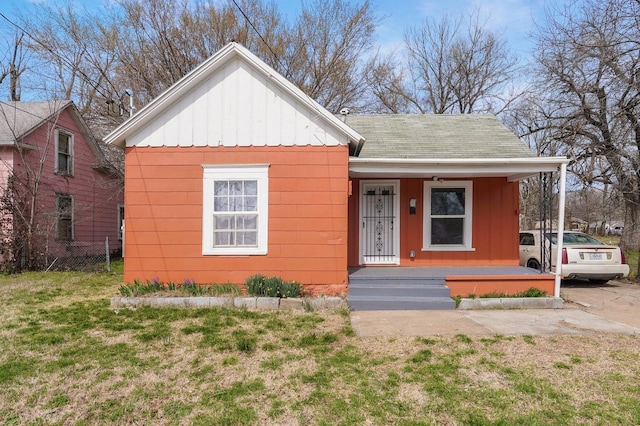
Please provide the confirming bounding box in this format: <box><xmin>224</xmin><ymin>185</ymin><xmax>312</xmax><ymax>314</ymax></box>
<box><xmin>105</xmin><ymin>43</ymin><xmax>568</xmax><ymax>305</ymax></box>
<box><xmin>0</xmin><ymin>100</ymin><xmax>123</xmax><ymax>269</ymax></box>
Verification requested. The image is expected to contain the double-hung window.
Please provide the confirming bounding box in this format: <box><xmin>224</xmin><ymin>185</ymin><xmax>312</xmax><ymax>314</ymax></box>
<box><xmin>202</xmin><ymin>165</ymin><xmax>269</xmax><ymax>255</ymax></box>
<box><xmin>55</xmin><ymin>193</ymin><xmax>74</xmax><ymax>241</ymax></box>
<box><xmin>55</xmin><ymin>130</ymin><xmax>73</xmax><ymax>176</ymax></box>
<box><xmin>423</xmin><ymin>181</ymin><xmax>473</xmax><ymax>251</ymax></box>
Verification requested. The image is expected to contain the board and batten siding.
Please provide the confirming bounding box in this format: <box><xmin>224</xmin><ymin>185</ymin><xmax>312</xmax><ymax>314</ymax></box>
<box><xmin>126</xmin><ymin>57</ymin><xmax>349</xmax><ymax>149</ymax></box>
<box><xmin>124</xmin><ymin>145</ymin><xmax>350</xmax><ymax>295</ymax></box>
<box><xmin>348</xmin><ymin>177</ymin><xmax>520</xmax><ymax>266</ymax></box>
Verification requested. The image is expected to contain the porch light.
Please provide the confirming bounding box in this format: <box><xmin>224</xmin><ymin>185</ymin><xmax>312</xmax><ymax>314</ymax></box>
<box><xmin>409</xmin><ymin>198</ymin><xmax>417</xmax><ymax>215</ymax></box>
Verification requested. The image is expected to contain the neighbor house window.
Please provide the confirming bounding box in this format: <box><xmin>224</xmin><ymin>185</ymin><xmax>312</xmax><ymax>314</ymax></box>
<box><xmin>118</xmin><ymin>205</ymin><xmax>124</xmax><ymax>241</ymax></box>
<box><xmin>422</xmin><ymin>181</ymin><xmax>473</xmax><ymax>251</ymax></box>
<box><xmin>55</xmin><ymin>193</ymin><xmax>74</xmax><ymax>241</ymax></box>
<box><xmin>56</xmin><ymin>130</ymin><xmax>73</xmax><ymax>176</ymax></box>
<box><xmin>202</xmin><ymin>164</ymin><xmax>269</xmax><ymax>255</ymax></box>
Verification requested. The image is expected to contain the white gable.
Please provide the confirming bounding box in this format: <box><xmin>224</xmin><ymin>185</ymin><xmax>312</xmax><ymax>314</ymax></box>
<box><xmin>104</xmin><ymin>43</ymin><xmax>364</xmax><ymax>149</ymax></box>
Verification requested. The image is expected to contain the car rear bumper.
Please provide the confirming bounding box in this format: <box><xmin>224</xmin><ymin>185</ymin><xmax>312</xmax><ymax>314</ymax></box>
<box><xmin>560</xmin><ymin>264</ymin><xmax>630</xmax><ymax>280</ymax></box>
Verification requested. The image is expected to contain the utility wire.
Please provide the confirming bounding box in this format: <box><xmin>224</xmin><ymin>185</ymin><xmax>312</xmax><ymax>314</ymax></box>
<box><xmin>230</xmin><ymin>0</ymin><xmax>288</xmax><ymax>73</ymax></box>
<box><xmin>0</xmin><ymin>12</ymin><xmax>115</xmax><ymax>101</ymax></box>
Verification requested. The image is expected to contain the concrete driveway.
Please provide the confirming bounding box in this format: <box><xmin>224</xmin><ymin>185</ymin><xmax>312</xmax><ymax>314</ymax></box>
<box><xmin>350</xmin><ymin>280</ymin><xmax>640</xmax><ymax>337</ymax></box>
<box><xmin>560</xmin><ymin>279</ymin><xmax>640</xmax><ymax>328</ymax></box>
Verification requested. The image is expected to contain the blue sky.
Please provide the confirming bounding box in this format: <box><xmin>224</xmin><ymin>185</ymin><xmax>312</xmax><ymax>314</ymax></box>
<box><xmin>1</xmin><ymin>0</ymin><xmax>552</xmax><ymax>60</ymax></box>
<box><xmin>276</xmin><ymin>0</ymin><xmax>549</xmax><ymax>58</ymax></box>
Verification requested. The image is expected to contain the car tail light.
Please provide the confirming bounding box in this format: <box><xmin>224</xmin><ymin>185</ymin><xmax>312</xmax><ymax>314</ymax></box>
<box><xmin>561</xmin><ymin>247</ymin><xmax>568</xmax><ymax>264</ymax></box>
<box><xmin>621</xmin><ymin>248</ymin><xmax>627</xmax><ymax>264</ymax></box>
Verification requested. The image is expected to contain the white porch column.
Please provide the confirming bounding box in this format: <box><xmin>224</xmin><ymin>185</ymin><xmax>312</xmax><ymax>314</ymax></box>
<box><xmin>554</xmin><ymin>163</ymin><xmax>567</xmax><ymax>298</ymax></box>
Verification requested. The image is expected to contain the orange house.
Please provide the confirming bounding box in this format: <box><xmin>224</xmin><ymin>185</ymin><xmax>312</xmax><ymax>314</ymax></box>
<box><xmin>105</xmin><ymin>43</ymin><xmax>567</xmax><ymax>308</ymax></box>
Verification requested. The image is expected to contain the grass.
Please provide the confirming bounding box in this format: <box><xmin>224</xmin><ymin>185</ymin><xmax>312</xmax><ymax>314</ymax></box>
<box><xmin>0</xmin><ymin>260</ymin><xmax>639</xmax><ymax>424</ymax></box>
<box><xmin>598</xmin><ymin>235</ymin><xmax>639</xmax><ymax>279</ymax></box>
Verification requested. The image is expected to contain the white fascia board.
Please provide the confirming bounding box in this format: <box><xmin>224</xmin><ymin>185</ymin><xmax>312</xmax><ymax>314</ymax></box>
<box><xmin>104</xmin><ymin>42</ymin><xmax>364</xmax><ymax>148</ymax></box>
<box><xmin>348</xmin><ymin>157</ymin><xmax>569</xmax><ymax>180</ymax></box>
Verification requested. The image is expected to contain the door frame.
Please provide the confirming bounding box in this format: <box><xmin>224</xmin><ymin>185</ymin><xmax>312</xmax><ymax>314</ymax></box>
<box><xmin>359</xmin><ymin>180</ymin><xmax>400</xmax><ymax>265</ymax></box>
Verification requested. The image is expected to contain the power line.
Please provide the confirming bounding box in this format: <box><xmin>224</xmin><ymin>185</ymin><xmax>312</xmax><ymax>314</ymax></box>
<box><xmin>0</xmin><ymin>12</ymin><xmax>115</xmax><ymax>102</ymax></box>
<box><xmin>230</xmin><ymin>0</ymin><xmax>287</xmax><ymax>73</ymax></box>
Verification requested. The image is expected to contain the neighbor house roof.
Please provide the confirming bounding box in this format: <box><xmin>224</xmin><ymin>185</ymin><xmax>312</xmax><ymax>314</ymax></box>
<box><xmin>345</xmin><ymin>114</ymin><xmax>568</xmax><ymax>181</ymax></box>
<box><xmin>345</xmin><ymin>114</ymin><xmax>535</xmax><ymax>159</ymax></box>
<box><xmin>0</xmin><ymin>100</ymin><xmax>73</xmax><ymax>146</ymax></box>
<box><xmin>0</xmin><ymin>100</ymin><xmax>120</xmax><ymax>176</ymax></box>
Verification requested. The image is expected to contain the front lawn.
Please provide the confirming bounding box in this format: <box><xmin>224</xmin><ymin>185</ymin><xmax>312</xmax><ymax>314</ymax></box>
<box><xmin>1</xmin><ymin>264</ymin><xmax>639</xmax><ymax>424</ymax></box>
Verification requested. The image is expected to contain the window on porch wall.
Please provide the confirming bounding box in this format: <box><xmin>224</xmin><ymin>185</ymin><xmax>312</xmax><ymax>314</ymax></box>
<box><xmin>422</xmin><ymin>181</ymin><xmax>473</xmax><ymax>251</ymax></box>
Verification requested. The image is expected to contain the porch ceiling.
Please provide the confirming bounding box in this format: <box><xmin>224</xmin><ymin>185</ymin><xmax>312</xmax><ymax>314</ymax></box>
<box><xmin>348</xmin><ymin>157</ymin><xmax>569</xmax><ymax>182</ymax></box>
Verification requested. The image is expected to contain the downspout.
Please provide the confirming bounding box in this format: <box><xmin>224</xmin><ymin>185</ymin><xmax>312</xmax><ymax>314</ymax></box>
<box><xmin>554</xmin><ymin>162</ymin><xmax>567</xmax><ymax>298</ymax></box>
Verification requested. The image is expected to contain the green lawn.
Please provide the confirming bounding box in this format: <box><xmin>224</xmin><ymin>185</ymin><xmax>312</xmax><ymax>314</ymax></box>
<box><xmin>1</xmin><ymin>263</ymin><xmax>639</xmax><ymax>425</ymax></box>
<box><xmin>596</xmin><ymin>235</ymin><xmax>639</xmax><ymax>279</ymax></box>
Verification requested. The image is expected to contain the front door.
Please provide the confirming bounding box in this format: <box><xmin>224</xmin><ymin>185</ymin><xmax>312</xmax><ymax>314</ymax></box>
<box><xmin>360</xmin><ymin>181</ymin><xmax>400</xmax><ymax>265</ymax></box>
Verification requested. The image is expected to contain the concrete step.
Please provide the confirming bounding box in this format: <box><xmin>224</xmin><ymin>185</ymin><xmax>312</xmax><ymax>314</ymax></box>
<box><xmin>348</xmin><ymin>277</ymin><xmax>446</xmax><ymax>286</ymax></box>
<box><xmin>348</xmin><ymin>283</ymin><xmax>452</xmax><ymax>298</ymax></box>
<box><xmin>348</xmin><ymin>295</ymin><xmax>456</xmax><ymax>311</ymax></box>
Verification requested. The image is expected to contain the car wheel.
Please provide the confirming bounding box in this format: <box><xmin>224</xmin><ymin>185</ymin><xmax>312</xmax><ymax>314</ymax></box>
<box><xmin>588</xmin><ymin>279</ymin><xmax>609</xmax><ymax>285</ymax></box>
<box><xmin>526</xmin><ymin>259</ymin><xmax>541</xmax><ymax>270</ymax></box>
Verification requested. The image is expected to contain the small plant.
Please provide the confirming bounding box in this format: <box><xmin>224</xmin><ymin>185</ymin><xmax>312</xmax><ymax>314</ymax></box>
<box><xmin>477</xmin><ymin>287</ymin><xmax>548</xmax><ymax>299</ymax></box>
<box><xmin>245</xmin><ymin>274</ymin><xmax>266</xmax><ymax>296</ymax></box>
<box><xmin>245</xmin><ymin>275</ymin><xmax>303</xmax><ymax>298</ymax></box>
<box><xmin>119</xmin><ymin>278</ymin><xmax>241</xmax><ymax>297</ymax></box>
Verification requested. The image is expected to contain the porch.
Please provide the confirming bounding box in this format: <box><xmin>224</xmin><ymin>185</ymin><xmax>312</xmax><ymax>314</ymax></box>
<box><xmin>348</xmin><ymin>266</ymin><xmax>555</xmax><ymax>311</ymax></box>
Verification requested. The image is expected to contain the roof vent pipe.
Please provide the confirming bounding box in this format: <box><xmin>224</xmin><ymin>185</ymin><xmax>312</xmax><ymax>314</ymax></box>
<box><xmin>339</xmin><ymin>108</ymin><xmax>349</xmax><ymax>122</ymax></box>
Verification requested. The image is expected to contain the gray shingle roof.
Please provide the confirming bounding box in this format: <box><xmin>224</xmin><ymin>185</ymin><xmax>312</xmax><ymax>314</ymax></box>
<box><xmin>0</xmin><ymin>100</ymin><xmax>72</xmax><ymax>145</ymax></box>
<box><xmin>344</xmin><ymin>114</ymin><xmax>536</xmax><ymax>159</ymax></box>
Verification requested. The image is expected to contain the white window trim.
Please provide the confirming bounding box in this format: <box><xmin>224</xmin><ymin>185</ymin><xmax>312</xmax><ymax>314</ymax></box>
<box><xmin>202</xmin><ymin>164</ymin><xmax>269</xmax><ymax>255</ymax></box>
<box><xmin>422</xmin><ymin>181</ymin><xmax>475</xmax><ymax>252</ymax></box>
<box><xmin>55</xmin><ymin>129</ymin><xmax>74</xmax><ymax>176</ymax></box>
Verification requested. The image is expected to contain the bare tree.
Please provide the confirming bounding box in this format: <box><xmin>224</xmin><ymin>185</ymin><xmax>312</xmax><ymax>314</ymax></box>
<box><xmin>533</xmin><ymin>0</ymin><xmax>640</xmax><ymax>274</ymax></box>
<box><xmin>280</xmin><ymin>0</ymin><xmax>378</xmax><ymax>113</ymax></box>
<box><xmin>0</xmin><ymin>31</ymin><xmax>28</xmax><ymax>101</ymax></box>
<box><xmin>367</xmin><ymin>9</ymin><xmax>519</xmax><ymax>114</ymax></box>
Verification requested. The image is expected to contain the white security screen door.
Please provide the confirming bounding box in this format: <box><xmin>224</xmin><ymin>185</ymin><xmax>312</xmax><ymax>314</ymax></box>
<box><xmin>360</xmin><ymin>181</ymin><xmax>400</xmax><ymax>264</ymax></box>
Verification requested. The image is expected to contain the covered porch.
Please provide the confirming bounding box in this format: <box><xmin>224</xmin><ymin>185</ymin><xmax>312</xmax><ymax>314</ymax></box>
<box><xmin>347</xmin><ymin>266</ymin><xmax>556</xmax><ymax>310</ymax></box>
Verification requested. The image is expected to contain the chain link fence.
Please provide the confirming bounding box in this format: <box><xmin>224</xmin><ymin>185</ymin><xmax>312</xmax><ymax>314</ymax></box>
<box><xmin>45</xmin><ymin>237</ymin><xmax>120</xmax><ymax>272</ymax></box>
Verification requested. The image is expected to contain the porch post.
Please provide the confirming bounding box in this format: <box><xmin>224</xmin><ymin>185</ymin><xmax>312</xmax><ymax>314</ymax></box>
<box><xmin>554</xmin><ymin>163</ymin><xmax>567</xmax><ymax>298</ymax></box>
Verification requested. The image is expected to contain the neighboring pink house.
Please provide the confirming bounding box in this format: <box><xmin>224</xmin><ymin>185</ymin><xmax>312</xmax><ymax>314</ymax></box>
<box><xmin>0</xmin><ymin>100</ymin><xmax>123</xmax><ymax>269</ymax></box>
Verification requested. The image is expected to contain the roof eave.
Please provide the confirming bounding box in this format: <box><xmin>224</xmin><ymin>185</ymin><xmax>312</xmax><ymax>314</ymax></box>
<box><xmin>348</xmin><ymin>157</ymin><xmax>569</xmax><ymax>181</ymax></box>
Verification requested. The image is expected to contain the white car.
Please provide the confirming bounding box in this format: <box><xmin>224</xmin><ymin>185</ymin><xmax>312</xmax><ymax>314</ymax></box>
<box><xmin>519</xmin><ymin>230</ymin><xmax>630</xmax><ymax>284</ymax></box>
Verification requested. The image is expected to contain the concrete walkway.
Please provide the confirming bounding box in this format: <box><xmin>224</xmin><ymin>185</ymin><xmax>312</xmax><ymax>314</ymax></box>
<box><xmin>350</xmin><ymin>280</ymin><xmax>640</xmax><ymax>337</ymax></box>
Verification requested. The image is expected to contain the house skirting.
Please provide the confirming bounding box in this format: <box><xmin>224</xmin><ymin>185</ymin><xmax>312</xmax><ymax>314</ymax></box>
<box><xmin>446</xmin><ymin>274</ymin><xmax>555</xmax><ymax>297</ymax></box>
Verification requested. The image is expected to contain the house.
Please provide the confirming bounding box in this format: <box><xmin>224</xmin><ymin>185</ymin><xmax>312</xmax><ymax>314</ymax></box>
<box><xmin>104</xmin><ymin>43</ymin><xmax>568</xmax><ymax>307</ymax></box>
<box><xmin>0</xmin><ymin>100</ymin><xmax>123</xmax><ymax>269</ymax></box>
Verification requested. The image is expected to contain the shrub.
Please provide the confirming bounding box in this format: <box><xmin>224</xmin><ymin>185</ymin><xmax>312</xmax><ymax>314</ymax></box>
<box><xmin>245</xmin><ymin>275</ymin><xmax>303</xmax><ymax>298</ymax></box>
<box><xmin>245</xmin><ymin>274</ymin><xmax>266</xmax><ymax>296</ymax></box>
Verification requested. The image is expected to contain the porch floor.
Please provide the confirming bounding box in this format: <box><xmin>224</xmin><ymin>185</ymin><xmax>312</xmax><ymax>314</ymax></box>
<box><xmin>347</xmin><ymin>266</ymin><xmax>555</xmax><ymax>311</ymax></box>
<box><xmin>348</xmin><ymin>265</ymin><xmax>545</xmax><ymax>279</ymax></box>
